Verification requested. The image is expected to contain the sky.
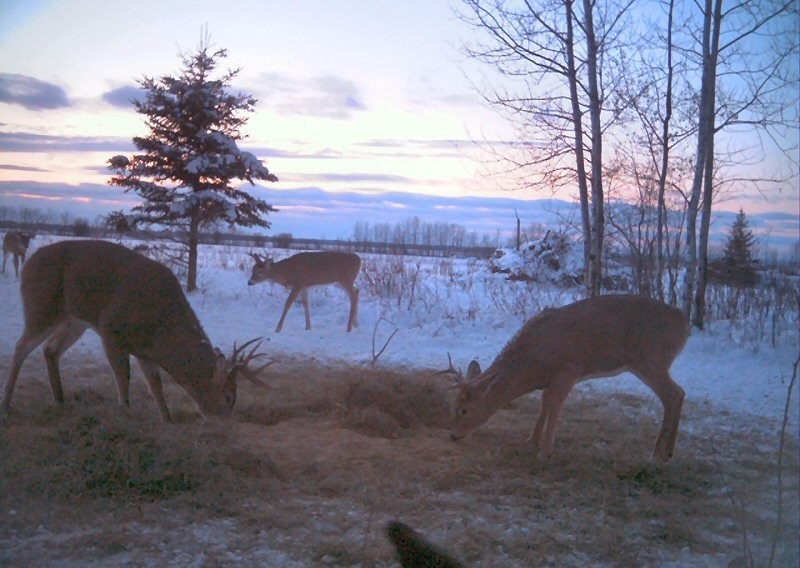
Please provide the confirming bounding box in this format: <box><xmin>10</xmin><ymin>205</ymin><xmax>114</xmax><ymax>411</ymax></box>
<box><xmin>0</xmin><ymin>0</ymin><xmax>797</xmax><ymax>250</ymax></box>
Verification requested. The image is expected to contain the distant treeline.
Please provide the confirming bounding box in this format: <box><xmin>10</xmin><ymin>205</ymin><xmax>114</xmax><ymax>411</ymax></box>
<box><xmin>0</xmin><ymin>220</ymin><xmax>496</xmax><ymax>260</ymax></box>
<box><xmin>352</xmin><ymin>217</ymin><xmax>499</xmax><ymax>250</ymax></box>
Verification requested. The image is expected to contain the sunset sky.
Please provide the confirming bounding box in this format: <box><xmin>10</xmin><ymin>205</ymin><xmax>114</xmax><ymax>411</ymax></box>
<box><xmin>0</xmin><ymin>0</ymin><xmax>797</xmax><ymax>249</ymax></box>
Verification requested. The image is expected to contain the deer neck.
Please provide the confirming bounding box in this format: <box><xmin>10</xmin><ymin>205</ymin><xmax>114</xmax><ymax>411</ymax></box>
<box><xmin>262</xmin><ymin>259</ymin><xmax>290</xmax><ymax>285</ymax></box>
<box><xmin>475</xmin><ymin>362</ymin><xmax>549</xmax><ymax>408</ymax></box>
<box><xmin>149</xmin><ymin>326</ymin><xmax>217</xmax><ymax>391</ymax></box>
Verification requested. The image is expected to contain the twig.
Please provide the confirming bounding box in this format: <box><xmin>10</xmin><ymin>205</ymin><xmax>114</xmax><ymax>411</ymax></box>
<box><xmin>767</xmin><ymin>352</ymin><xmax>799</xmax><ymax>568</ymax></box>
<box><xmin>371</xmin><ymin>316</ymin><xmax>399</xmax><ymax>365</ymax></box>
<box><xmin>358</xmin><ymin>480</ymin><xmax>379</xmax><ymax>568</ymax></box>
<box><xmin>713</xmin><ymin>450</ymin><xmax>754</xmax><ymax>568</ymax></box>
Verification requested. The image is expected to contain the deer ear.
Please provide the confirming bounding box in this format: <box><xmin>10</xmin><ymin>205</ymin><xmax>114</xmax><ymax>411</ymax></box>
<box><xmin>466</xmin><ymin>360</ymin><xmax>481</xmax><ymax>379</ymax></box>
<box><xmin>214</xmin><ymin>350</ymin><xmax>230</xmax><ymax>383</ymax></box>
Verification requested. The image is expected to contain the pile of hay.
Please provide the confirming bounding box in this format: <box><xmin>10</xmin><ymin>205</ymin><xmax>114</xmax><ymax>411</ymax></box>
<box><xmin>336</xmin><ymin>369</ymin><xmax>452</xmax><ymax>438</ymax></box>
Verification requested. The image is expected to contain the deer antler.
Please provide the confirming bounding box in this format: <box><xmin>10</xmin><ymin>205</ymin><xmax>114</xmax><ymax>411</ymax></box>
<box><xmin>230</xmin><ymin>337</ymin><xmax>273</xmax><ymax>389</ymax></box>
<box><xmin>435</xmin><ymin>352</ymin><xmax>465</xmax><ymax>387</ymax></box>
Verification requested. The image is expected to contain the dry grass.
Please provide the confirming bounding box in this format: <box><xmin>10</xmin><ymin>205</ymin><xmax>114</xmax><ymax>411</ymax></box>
<box><xmin>0</xmin><ymin>357</ymin><xmax>797</xmax><ymax>567</ymax></box>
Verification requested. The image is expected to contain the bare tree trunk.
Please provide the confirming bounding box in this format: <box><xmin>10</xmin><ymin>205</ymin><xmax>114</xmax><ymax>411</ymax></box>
<box><xmin>583</xmin><ymin>0</ymin><xmax>604</xmax><ymax>296</ymax></box>
<box><xmin>565</xmin><ymin>0</ymin><xmax>593</xmax><ymax>294</ymax></box>
<box><xmin>668</xmin><ymin>228</ymin><xmax>680</xmax><ymax>305</ymax></box>
<box><xmin>693</xmin><ymin>131</ymin><xmax>715</xmax><ymax>328</ymax></box>
<box><xmin>656</xmin><ymin>193</ymin><xmax>667</xmax><ymax>301</ymax></box>
<box><xmin>692</xmin><ymin>0</ymin><xmax>722</xmax><ymax>329</ymax></box>
<box><xmin>187</xmin><ymin>213</ymin><xmax>199</xmax><ymax>292</ymax></box>
<box><xmin>684</xmin><ymin>0</ymin><xmax>723</xmax><ymax>326</ymax></box>
<box><xmin>656</xmin><ymin>0</ymin><xmax>676</xmax><ymax>303</ymax></box>
<box><xmin>682</xmin><ymin>0</ymin><xmax>719</xmax><ymax>321</ymax></box>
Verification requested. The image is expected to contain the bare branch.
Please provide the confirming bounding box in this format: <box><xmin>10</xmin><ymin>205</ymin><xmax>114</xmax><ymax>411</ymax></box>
<box><xmin>371</xmin><ymin>316</ymin><xmax>399</xmax><ymax>365</ymax></box>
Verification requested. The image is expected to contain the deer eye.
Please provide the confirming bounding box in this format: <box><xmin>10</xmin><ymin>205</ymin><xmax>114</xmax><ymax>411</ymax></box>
<box><xmin>459</xmin><ymin>408</ymin><xmax>469</xmax><ymax>416</ymax></box>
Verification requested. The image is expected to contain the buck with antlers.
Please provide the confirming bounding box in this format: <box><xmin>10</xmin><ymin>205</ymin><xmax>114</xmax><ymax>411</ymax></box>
<box><xmin>2</xmin><ymin>240</ymin><xmax>270</xmax><ymax>421</ymax></box>
<box><xmin>443</xmin><ymin>295</ymin><xmax>688</xmax><ymax>463</ymax></box>
<box><xmin>3</xmin><ymin>230</ymin><xmax>35</xmax><ymax>278</ymax></box>
<box><xmin>248</xmin><ymin>251</ymin><xmax>361</xmax><ymax>333</ymax></box>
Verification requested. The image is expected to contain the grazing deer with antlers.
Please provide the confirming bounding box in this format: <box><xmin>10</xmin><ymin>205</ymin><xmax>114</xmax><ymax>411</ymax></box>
<box><xmin>248</xmin><ymin>251</ymin><xmax>361</xmax><ymax>333</ymax></box>
<box><xmin>3</xmin><ymin>230</ymin><xmax>35</xmax><ymax>278</ymax></box>
<box><xmin>2</xmin><ymin>240</ymin><xmax>270</xmax><ymax>421</ymax></box>
<box><xmin>444</xmin><ymin>295</ymin><xmax>688</xmax><ymax>463</ymax></box>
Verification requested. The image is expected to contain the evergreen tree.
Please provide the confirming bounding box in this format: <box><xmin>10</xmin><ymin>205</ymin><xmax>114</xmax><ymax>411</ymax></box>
<box><xmin>721</xmin><ymin>208</ymin><xmax>757</xmax><ymax>287</ymax></box>
<box><xmin>107</xmin><ymin>36</ymin><xmax>278</xmax><ymax>291</ymax></box>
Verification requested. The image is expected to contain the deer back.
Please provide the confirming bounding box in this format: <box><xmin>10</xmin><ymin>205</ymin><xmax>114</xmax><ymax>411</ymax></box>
<box><xmin>3</xmin><ymin>231</ymin><xmax>33</xmax><ymax>254</ymax></box>
<box><xmin>489</xmin><ymin>295</ymin><xmax>688</xmax><ymax>387</ymax></box>
<box><xmin>23</xmin><ymin>240</ymin><xmax>218</xmax><ymax>386</ymax></box>
<box><xmin>253</xmin><ymin>251</ymin><xmax>361</xmax><ymax>288</ymax></box>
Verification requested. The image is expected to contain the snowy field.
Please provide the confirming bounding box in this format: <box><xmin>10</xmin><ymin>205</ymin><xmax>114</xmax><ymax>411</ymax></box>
<box><xmin>0</xmin><ymin>234</ymin><xmax>798</xmax><ymax>567</ymax></box>
<box><xmin>3</xmin><ymin>234</ymin><xmax>797</xmax><ymax>425</ymax></box>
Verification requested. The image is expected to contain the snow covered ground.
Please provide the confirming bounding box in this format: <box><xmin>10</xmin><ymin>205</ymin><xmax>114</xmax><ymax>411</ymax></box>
<box><xmin>1</xmin><ymin>234</ymin><xmax>797</xmax><ymax>439</ymax></box>
<box><xmin>0</xmin><ymin>234</ymin><xmax>797</xmax><ymax>567</ymax></box>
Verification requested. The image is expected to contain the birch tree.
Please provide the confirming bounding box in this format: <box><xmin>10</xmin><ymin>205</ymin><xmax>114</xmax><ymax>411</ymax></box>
<box><xmin>458</xmin><ymin>0</ymin><xmax>635</xmax><ymax>295</ymax></box>
<box><xmin>683</xmin><ymin>0</ymin><xmax>798</xmax><ymax>327</ymax></box>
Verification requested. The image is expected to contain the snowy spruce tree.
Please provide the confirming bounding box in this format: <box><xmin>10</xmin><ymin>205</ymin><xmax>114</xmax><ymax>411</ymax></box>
<box><xmin>107</xmin><ymin>37</ymin><xmax>278</xmax><ymax>291</ymax></box>
<box><xmin>721</xmin><ymin>209</ymin><xmax>758</xmax><ymax>288</ymax></box>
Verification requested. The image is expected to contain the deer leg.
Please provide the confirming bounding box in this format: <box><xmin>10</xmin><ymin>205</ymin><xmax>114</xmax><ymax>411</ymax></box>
<box><xmin>276</xmin><ymin>287</ymin><xmax>301</xmax><ymax>333</ymax></box>
<box><xmin>301</xmin><ymin>288</ymin><xmax>311</xmax><ymax>330</ymax></box>
<box><xmin>1</xmin><ymin>251</ymin><xmax>6</xmax><ymax>273</ymax></box>
<box><xmin>12</xmin><ymin>254</ymin><xmax>20</xmax><ymax>278</ymax></box>
<box><xmin>136</xmin><ymin>358</ymin><xmax>172</xmax><ymax>422</ymax></box>
<box><xmin>100</xmin><ymin>339</ymin><xmax>132</xmax><ymax>408</ymax></box>
<box><xmin>2</xmin><ymin>327</ymin><xmax>55</xmax><ymax>413</ymax></box>
<box><xmin>347</xmin><ymin>286</ymin><xmax>359</xmax><ymax>332</ymax></box>
<box><xmin>42</xmin><ymin>319</ymin><xmax>88</xmax><ymax>405</ymax></box>
<box><xmin>634</xmin><ymin>368</ymin><xmax>685</xmax><ymax>463</ymax></box>
<box><xmin>529</xmin><ymin>388</ymin><xmax>551</xmax><ymax>449</ymax></box>
<box><xmin>536</xmin><ymin>380</ymin><xmax>575</xmax><ymax>458</ymax></box>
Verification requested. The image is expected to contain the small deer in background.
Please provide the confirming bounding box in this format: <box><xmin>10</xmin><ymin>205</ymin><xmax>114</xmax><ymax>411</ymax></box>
<box><xmin>2</xmin><ymin>230</ymin><xmax>35</xmax><ymax>278</ymax></box>
<box><xmin>3</xmin><ymin>240</ymin><xmax>270</xmax><ymax>421</ymax></box>
<box><xmin>443</xmin><ymin>295</ymin><xmax>688</xmax><ymax>463</ymax></box>
<box><xmin>248</xmin><ymin>251</ymin><xmax>361</xmax><ymax>333</ymax></box>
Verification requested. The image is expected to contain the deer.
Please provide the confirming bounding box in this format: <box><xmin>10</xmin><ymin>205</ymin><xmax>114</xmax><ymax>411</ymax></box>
<box><xmin>443</xmin><ymin>295</ymin><xmax>689</xmax><ymax>463</ymax></box>
<box><xmin>247</xmin><ymin>251</ymin><xmax>361</xmax><ymax>333</ymax></box>
<box><xmin>2</xmin><ymin>240</ymin><xmax>271</xmax><ymax>422</ymax></box>
<box><xmin>2</xmin><ymin>230</ymin><xmax>35</xmax><ymax>278</ymax></box>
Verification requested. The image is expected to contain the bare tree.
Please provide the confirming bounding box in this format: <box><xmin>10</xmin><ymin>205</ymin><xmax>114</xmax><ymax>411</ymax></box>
<box><xmin>606</xmin><ymin>157</ymin><xmax>659</xmax><ymax>295</ymax></box>
<box><xmin>683</xmin><ymin>0</ymin><xmax>799</xmax><ymax>327</ymax></box>
<box><xmin>458</xmin><ymin>0</ymin><xmax>635</xmax><ymax>295</ymax></box>
<box><xmin>616</xmin><ymin>0</ymin><xmax>698</xmax><ymax>302</ymax></box>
